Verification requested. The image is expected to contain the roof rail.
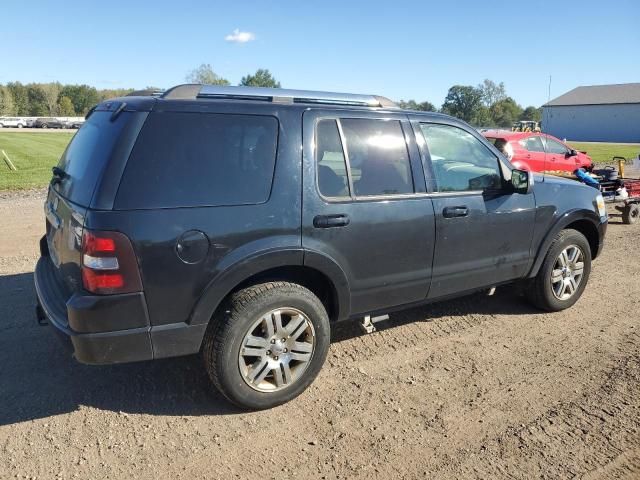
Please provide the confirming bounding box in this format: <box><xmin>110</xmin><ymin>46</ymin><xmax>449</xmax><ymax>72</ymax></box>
<box><xmin>161</xmin><ymin>84</ymin><xmax>398</xmax><ymax>108</ymax></box>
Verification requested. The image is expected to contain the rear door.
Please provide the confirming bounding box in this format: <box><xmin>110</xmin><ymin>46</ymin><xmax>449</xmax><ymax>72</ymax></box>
<box><xmin>302</xmin><ymin>109</ymin><xmax>435</xmax><ymax>316</ymax></box>
<box><xmin>519</xmin><ymin>134</ymin><xmax>546</xmax><ymax>171</ymax></box>
<box><xmin>411</xmin><ymin>119</ymin><xmax>536</xmax><ymax>299</ymax></box>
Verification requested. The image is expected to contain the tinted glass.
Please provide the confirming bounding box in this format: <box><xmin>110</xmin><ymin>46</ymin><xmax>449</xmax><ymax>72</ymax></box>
<box><xmin>521</xmin><ymin>136</ymin><xmax>545</xmax><ymax>152</ymax></box>
<box><xmin>544</xmin><ymin>137</ymin><xmax>568</xmax><ymax>154</ymax></box>
<box><xmin>54</xmin><ymin>111</ymin><xmax>130</xmax><ymax>206</ymax></box>
<box><xmin>116</xmin><ymin>112</ymin><xmax>278</xmax><ymax>209</ymax></box>
<box><xmin>316</xmin><ymin>119</ymin><xmax>349</xmax><ymax>198</ymax></box>
<box><xmin>420</xmin><ymin>124</ymin><xmax>502</xmax><ymax>192</ymax></box>
<box><xmin>340</xmin><ymin>118</ymin><xmax>413</xmax><ymax>197</ymax></box>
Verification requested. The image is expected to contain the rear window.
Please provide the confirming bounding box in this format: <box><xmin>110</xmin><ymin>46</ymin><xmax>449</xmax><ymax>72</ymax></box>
<box><xmin>54</xmin><ymin>111</ymin><xmax>129</xmax><ymax>206</ymax></box>
<box><xmin>115</xmin><ymin>112</ymin><xmax>278</xmax><ymax>209</ymax></box>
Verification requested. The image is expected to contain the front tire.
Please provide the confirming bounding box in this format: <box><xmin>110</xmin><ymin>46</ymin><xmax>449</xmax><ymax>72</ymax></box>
<box><xmin>202</xmin><ymin>282</ymin><xmax>330</xmax><ymax>410</ymax></box>
<box><xmin>526</xmin><ymin>229</ymin><xmax>592</xmax><ymax>311</ymax></box>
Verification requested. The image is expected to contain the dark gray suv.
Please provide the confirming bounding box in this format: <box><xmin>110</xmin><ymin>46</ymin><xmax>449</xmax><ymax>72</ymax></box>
<box><xmin>34</xmin><ymin>85</ymin><xmax>607</xmax><ymax>409</ymax></box>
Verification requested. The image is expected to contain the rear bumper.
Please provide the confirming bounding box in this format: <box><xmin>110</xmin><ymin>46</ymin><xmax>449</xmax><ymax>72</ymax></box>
<box><xmin>34</xmin><ymin>255</ymin><xmax>207</xmax><ymax>364</ymax></box>
<box><xmin>34</xmin><ymin>255</ymin><xmax>153</xmax><ymax>364</ymax></box>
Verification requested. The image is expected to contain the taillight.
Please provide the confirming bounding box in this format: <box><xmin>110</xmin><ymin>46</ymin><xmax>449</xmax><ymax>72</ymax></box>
<box><xmin>81</xmin><ymin>229</ymin><xmax>142</xmax><ymax>295</ymax></box>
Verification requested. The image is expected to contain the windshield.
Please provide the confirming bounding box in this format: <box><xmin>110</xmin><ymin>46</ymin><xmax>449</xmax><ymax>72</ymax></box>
<box><xmin>53</xmin><ymin>111</ymin><xmax>129</xmax><ymax>207</ymax></box>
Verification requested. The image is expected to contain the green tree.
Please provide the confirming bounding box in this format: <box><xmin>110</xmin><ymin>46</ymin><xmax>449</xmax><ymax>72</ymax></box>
<box><xmin>60</xmin><ymin>85</ymin><xmax>100</xmax><ymax>115</ymax></box>
<box><xmin>474</xmin><ymin>105</ymin><xmax>493</xmax><ymax>127</ymax></box>
<box><xmin>398</xmin><ymin>99</ymin><xmax>437</xmax><ymax>112</ymax></box>
<box><xmin>26</xmin><ymin>84</ymin><xmax>48</xmax><ymax>116</ymax></box>
<box><xmin>239</xmin><ymin>69</ymin><xmax>281</xmax><ymax>88</ymax></box>
<box><xmin>441</xmin><ymin>85</ymin><xmax>483</xmax><ymax>123</ymax></box>
<box><xmin>489</xmin><ymin>97</ymin><xmax>523</xmax><ymax>128</ymax></box>
<box><xmin>98</xmin><ymin>88</ymin><xmax>135</xmax><ymax>102</ymax></box>
<box><xmin>0</xmin><ymin>86</ymin><xmax>16</xmax><ymax>115</ymax></box>
<box><xmin>186</xmin><ymin>64</ymin><xmax>230</xmax><ymax>85</ymax></box>
<box><xmin>6</xmin><ymin>82</ymin><xmax>29</xmax><ymax>115</ymax></box>
<box><xmin>478</xmin><ymin>79</ymin><xmax>507</xmax><ymax>107</ymax></box>
<box><xmin>40</xmin><ymin>82</ymin><xmax>62</xmax><ymax>116</ymax></box>
<box><xmin>520</xmin><ymin>105</ymin><xmax>542</xmax><ymax>122</ymax></box>
<box><xmin>57</xmin><ymin>96</ymin><xmax>76</xmax><ymax>116</ymax></box>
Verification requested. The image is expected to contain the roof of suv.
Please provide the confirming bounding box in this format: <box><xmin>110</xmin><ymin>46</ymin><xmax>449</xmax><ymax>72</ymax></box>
<box><xmin>95</xmin><ymin>84</ymin><xmax>460</xmax><ymax>125</ymax></box>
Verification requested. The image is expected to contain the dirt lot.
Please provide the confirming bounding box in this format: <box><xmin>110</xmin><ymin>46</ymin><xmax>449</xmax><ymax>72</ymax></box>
<box><xmin>1</xmin><ymin>189</ymin><xmax>639</xmax><ymax>480</ymax></box>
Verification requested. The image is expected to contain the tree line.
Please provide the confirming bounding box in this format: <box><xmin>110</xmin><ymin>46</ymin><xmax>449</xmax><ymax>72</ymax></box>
<box><xmin>400</xmin><ymin>79</ymin><xmax>542</xmax><ymax>127</ymax></box>
<box><xmin>1</xmin><ymin>65</ymin><xmax>541</xmax><ymax>127</ymax></box>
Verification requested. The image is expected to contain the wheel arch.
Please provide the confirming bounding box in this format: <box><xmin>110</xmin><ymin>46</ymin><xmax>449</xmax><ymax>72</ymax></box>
<box><xmin>527</xmin><ymin>209</ymin><xmax>601</xmax><ymax>278</ymax></box>
<box><xmin>189</xmin><ymin>249</ymin><xmax>350</xmax><ymax>330</ymax></box>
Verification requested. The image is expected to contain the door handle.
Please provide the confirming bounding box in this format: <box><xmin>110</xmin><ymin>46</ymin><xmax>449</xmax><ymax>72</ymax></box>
<box><xmin>442</xmin><ymin>206</ymin><xmax>469</xmax><ymax>218</ymax></box>
<box><xmin>313</xmin><ymin>214</ymin><xmax>350</xmax><ymax>228</ymax></box>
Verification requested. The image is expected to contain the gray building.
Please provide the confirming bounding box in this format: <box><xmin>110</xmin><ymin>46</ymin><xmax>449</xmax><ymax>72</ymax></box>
<box><xmin>542</xmin><ymin>83</ymin><xmax>640</xmax><ymax>143</ymax></box>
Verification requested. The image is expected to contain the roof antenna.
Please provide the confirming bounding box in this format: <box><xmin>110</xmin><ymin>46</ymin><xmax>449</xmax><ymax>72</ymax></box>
<box><xmin>548</xmin><ymin>75</ymin><xmax>552</xmax><ymax>103</ymax></box>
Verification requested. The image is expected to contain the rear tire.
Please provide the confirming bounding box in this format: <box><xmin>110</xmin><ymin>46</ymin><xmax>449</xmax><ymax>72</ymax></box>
<box><xmin>526</xmin><ymin>229</ymin><xmax>591</xmax><ymax>311</ymax></box>
<box><xmin>622</xmin><ymin>204</ymin><xmax>639</xmax><ymax>225</ymax></box>
<box><xmin>202</xmin><ymin>281</ymin><xmax>330</xmax><ymax>410</ymax></box>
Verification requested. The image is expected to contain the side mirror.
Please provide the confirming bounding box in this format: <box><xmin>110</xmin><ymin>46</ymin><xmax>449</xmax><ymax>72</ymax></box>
<box><xmin>567</xmin><ymin>149</ymin><xmax>578</xmax><ymax>157</ymax></box>
<box><xmin>511</xmin><ymin>168</ymin><xmax>533</xmax><ymax>194</ymax></box>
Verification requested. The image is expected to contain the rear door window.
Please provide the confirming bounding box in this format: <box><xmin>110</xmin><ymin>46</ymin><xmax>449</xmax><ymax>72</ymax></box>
<box><xmin>115</xmin><ymin>112</ymin><xmax>278</xmax><ymax>209</ymax></box>
<box><xmin>316</xmin><ymin>119</ymin><xmax>350</xmax><ymax>198</ymax></box>
<box><xmin>340</xmin><ymin>118</ymin><xmax>414</xmax><ymax>197</ymax></box>
<box><xmin>53</xmin><ymin>111</ymin><xmax>130</xmax><ymax>207</ymax></box>
<box><xmin>521</xmin><ymin>136</ymin><xmax>545</xmax><ymax>152</ymax></box>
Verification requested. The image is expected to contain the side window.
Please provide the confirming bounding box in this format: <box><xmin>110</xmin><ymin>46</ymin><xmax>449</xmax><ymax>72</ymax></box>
<box><xmin>116</xmin><ymin>112</ymin><xmax>278</xmax><ymax>209</ymax></box>
<box><xmin>419</xmin><ymin>124</ymin><xmax>503</xmax><ymax>192</ymax></box>
<box><xmin>544</xmin><ymin>137</ymin><xmax>568</xmax><ymax>154</ymax></box>
<box><xmin>520</xmin><ymin>136</ymin><xmax>545</xmax><ymax>152</ymax></box>
<box><xmin>316</xmin><ymin>120</ymin><xmax>349</xmax><ymax>198</ymax></box>
<box><xmin>340</xmin><ymin>118</ymin><xmax>413</xmax><ymax>197</ymax></box>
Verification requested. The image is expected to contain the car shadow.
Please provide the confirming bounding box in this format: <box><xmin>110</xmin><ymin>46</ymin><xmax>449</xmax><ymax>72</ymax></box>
<box><xmin>330</xmin><ymin>285</ymin><xmax>541</xmax><ymax>343</ymax></box>
<box><xmin>0</xmin><ymin>272</ymin><xmax>242</xmax><ymax>427</ymax></box>
<box><xmin>1</xmin><ymin>271</ymin><xmax>538</xmax><ymax>426</ymax></box>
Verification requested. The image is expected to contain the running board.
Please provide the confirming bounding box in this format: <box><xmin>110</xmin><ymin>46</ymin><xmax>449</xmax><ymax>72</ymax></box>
<box><xmin>359</xmin><ymin>314</ymin><xmax>390</xmax><ymax>334</ymax></box>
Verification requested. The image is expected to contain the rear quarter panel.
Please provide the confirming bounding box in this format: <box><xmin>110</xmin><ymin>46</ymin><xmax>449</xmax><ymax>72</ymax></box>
<box><xmin>86</xmin><ymin>103</ymin><xmax>304</xmax><ymax>327</ymax></box>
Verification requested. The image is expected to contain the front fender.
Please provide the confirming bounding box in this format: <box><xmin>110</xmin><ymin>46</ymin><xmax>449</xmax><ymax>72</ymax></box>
<box><xmin>527</xmin><ymin>208</ymin><xmax>602</xmax><ymax>278</ymax></box>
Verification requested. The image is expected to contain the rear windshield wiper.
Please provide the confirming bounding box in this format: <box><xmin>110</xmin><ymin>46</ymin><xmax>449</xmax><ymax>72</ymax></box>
<box><xmin>51</xmin><ymin>166</ymin><xmax>69</xmax><ymax>184</ymax></box>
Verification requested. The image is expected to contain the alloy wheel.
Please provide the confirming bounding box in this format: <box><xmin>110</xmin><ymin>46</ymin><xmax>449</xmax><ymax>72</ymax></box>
<box><xmin>238</xmin><ymin>308</ymin><xmax>315</xmax><ymax>392</ymax></box>
<box><xmin>550</xmin><ymin>244</ymin><xmax>585</xmax><ymax>301</ymax></box>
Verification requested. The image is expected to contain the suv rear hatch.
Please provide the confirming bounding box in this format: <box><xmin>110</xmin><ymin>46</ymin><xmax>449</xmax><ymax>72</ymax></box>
<box><xmin>44</xmin><ymin>108</ymin><xmax>138</xmax><ymax>304</ymax></box>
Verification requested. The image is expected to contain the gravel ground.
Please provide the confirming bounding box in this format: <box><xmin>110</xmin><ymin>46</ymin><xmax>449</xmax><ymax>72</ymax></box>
<box><xmin>1</xmin><ymin>189</ymin><xmax>639</xmax><ymax>479</ymax></box>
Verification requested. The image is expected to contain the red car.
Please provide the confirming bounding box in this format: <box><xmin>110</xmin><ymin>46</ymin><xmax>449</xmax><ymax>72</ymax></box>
<box><xmin>481</xmin><ymin>130</ymin><xmax>593</xmax><ymax>173</ymax></box>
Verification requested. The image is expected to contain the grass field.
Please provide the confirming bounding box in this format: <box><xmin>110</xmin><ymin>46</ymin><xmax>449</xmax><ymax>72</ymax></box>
<box><xmin>0</xmin><ymin>132</ymin><xmax>74</xmax><ymax>190</ymax></box>
<box><xmin>568</xmin><ymin>141</ymin><xmax>640</xmax><ymax>165</ymax></box>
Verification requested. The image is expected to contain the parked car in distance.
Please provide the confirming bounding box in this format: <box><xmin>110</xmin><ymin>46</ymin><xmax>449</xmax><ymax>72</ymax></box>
<box><xmin>0</xmin><ymin>117</ymin><xmax>27</xmax><ymax>128</ymax></box>
<box><xmin>68</xmin><ymin>120</ymin><xmax>85</xmax><ymax>129</ymax></box>
<box><xmin>482</xmin><ymin>130</ymin><xmax>594</xmax><ymax>173</ymax></box>
<box><xmin>34</xmin><ymin>85</ymin><xmax>608</xmax><ymax>410</ymax></box>
<box><xmin>34</xmin><ymin>118</ymin><xmax>68</xmax><ymax>129</ymax></box>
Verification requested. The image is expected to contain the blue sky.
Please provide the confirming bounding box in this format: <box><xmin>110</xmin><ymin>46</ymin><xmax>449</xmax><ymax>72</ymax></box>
<box><xmin>1</xmin><ymin>0</ymin><xmax>638</xmax><ymax>107</ymax></box>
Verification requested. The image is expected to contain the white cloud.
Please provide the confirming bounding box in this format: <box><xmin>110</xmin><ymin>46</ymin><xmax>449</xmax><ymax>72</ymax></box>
<box><xmin>224</xmin><ymin>29</ymin><xmax>256</xmax><ymax>43</ymax></box>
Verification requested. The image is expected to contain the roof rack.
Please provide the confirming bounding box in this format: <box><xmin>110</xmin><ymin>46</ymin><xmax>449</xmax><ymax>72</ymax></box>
<box><xmin>162</xmin><ymin>84</ymin><xmax>398</xmax><ymax>108</ymax></box>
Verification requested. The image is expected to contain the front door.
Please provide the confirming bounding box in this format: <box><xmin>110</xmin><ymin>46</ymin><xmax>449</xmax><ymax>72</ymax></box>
<box><xmin>301</xmin><ymin>110</ymin><xmax>436</xmax><ymax>316</ymax></box>
<box><xmin>412</xmin><ymin>120</ymin><xmax>536</xmax><ymax>299</ymax></box>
